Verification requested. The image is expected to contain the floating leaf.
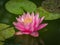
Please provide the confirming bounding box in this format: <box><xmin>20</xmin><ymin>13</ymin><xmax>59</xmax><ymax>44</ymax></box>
<box><xmin>0</xmin><ymin>42</ymin><xmax>4</xmax><ymax>45</ymax></box>
<box><xmin>5</xmin><ymin>0</ymin><xmax>36</xmax><ymax>14</ymax></box>
<box><xmin>0</xmin><ymin>35</ymin><xmax>5</xmax><ymax>41</ymax></box>
<box><xmin>5</xmin><ymin>1</ymin><xmax>24</xmax><ymax>14</ymax></box>
<box><xmin>36</xmin><ymin>7</ymin><xmax>60</xmax><ymax>20</ymax></box>
<box><xmin>10</xmin><ymin>0</ymin><xmax>28</xmax><ymax>2</ymax></box>
<box><xmin>21</xmin><ymin>1</ymin><xmax>37</xmax><ymax>13</ymax></box>
<box><xmin>0</xmin><ymin>23</ymin><xmax>15</xmax><ymax>41</ymax></box>
<box><xmin>42</xmin><ymin>0</ymin><xmax>60</xmax><ymax>13</ymax></box>
<box><xmin>0</xmin><ymin>24</ymin><xmax>9</xmax><ymax>30</ymax></box>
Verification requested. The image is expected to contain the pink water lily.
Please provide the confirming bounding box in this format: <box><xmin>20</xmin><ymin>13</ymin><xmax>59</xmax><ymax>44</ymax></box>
<box><xmin>13</xmin><ymin>12</ymin><xmax>48</xmax><ymax>37</ymax></box>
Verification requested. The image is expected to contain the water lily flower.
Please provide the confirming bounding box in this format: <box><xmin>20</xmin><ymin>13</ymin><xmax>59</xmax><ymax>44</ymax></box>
<box><xmin>13</xmin><ymin>12</ymin><xmax>48</xmax><ymax>37</ymax></box>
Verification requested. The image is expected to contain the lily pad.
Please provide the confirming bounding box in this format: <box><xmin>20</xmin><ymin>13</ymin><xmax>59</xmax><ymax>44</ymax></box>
<box><xmin>0</xmin><ymin>42</ymin><xmax>4</xmax><ymax>45</ymax></box>
<box><xmin>0</xmin><ymin>35</ymin><xmax>5</xmax><ymax>41</ymax></box>
<box><xmin>0</xmin><ymin>23</ymin><xmax>15</xmax><ymax>41</ymax></box>
<box><xmin>21</xmin><ymin>1</ymin><xmax>37</xmax><ymax>13</ymax></box>
<box><xmin>10</xmin><ymin>0</ymin><xmax>28</xmax><ymax>2</ymax></box>
<box><xmin>5</xmin><ymin>0</ymin><xmax>36</xmax><ymax>14</ymax></box>
<box><xmin>36</xmin><ymin>7</ymin><xmax>60</xmax><ymax>20</ymax></box>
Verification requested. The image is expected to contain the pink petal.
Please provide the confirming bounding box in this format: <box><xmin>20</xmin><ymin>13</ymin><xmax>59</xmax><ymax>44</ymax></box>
<box><xmin>24</xmin><ymin>12</ymin><xmax>34</xmax><ymax>31</ymax></box>
<box><xmin>22</xmin><ymin>31</ymin><xmax>30</xmax><ymax>34</ymax></box>
<box><xmin>15</xmin><ymin>31</ymin><xmax>23</xmax><ymax>35</ymax></box>
<box><xmin>30</xmin><ymin>24</ymin><xmax>34</xmax><ymax>32</ymax></box>
<box><xmin>37</xmin><ymin>23</ymin><xmax>48</xmax><ymax>30</ymax></box>
<box><xmin>17</xmin><ymin>14</ymin><xmax>26</xmax><ymax>22</ymax></box>
<box><xmin>30</xmin><ymin>32</ymin><xmax>39</xmax><ymax>37</ymax></box>
<box><xmin>35</xmin><ymin>13</ymin><xmax>39</xmax><ymax>20</ymax></box>
<box><xmin>30</xmin><ymin>13</ymin><xmax>35</xmax><ymax>32</ymax></box>
<box><xmin>13</xmin><ymin>22</ymin><xmax>25</xmax><ymax>31</ymax></box>
<box><xmin>39</xmin><ymin>16</ymin><xmax>45</xmax><ymax>24</ymax></box>
<box><xmin>15</xmin><ymin>26</ymin><xmax>25</xmax><ymax>31</ymax></box>
<box><xmin>34</xmin><ymin>13</ymin><xmax>40</xmax><ymax>27</ymax></box>
<box><xmin>26</xmin><ymin>12</ymin><xmax>31</xmax><ymax>18</ymax></box>
<box><xmin>13</xmin><ymin>22</ymin><xmax>16</xmax><ymax>25</ymax></box>
<box><xmin>16</xmin><ymin>17</ymin><xmax>22</xmax><ymax>22</ymax></box>
<box><xmin>30</xmin><ymin>18</ymin><xmax>35</xmax><ymax>32</ymax></box>
<box><xmin>17</xmin><ymin>15</ymin><xmax>25</xmax><ymax>22</ymax></box>
<box><xmin>24</xmin><ymin>24</ymin><xmax>30</xmax><ymax>30</ymax></box>
<box><xmin>35</xmin><ymin>13</ymin><xmax>39</xmax><ymax>22</ymax></box>
<box><xmin>21</xmin><ymin>13</ymin><xmax>26</xmax><ymax>19</ymax></box>
<box><xmin>13</xmin><ymin>22</ymin><xmax>24</xmax><ymax>28</ymax></box>
<box><xmin>31</xmin><ymin>12</ymin><xmax>34</xmax><ymax>16</ymax></box>
<box><xmin>16</xmin><ymin>31</ymin><xmax>30</xmax><ymax>35</ymax></box>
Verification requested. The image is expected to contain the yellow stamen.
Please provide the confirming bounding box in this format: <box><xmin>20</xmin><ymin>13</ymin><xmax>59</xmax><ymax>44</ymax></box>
<box><xmin>24</xmin><ymin>17</ymin><xmax>32</xmax><ymax>24</ymax></box>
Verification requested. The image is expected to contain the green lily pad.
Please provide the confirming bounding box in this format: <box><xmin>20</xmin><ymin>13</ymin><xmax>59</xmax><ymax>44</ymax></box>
<box><xmin>21</xmin><ymin>1</ymin><xmax>37</xmax><ymax>13</ymax></box>
<box><xmin>0</xmin><ymin>24</ymin><xmax>9</xmax><ymax>30</ymax></box>
<box><xmin>0</xmin><ymin>23</ymin><xmax>15</xmax><ymax>41</ymax></box>
<box><xmin>0</xmin><ymin>42</ymin><xmax>4</xmax><ymax>45</ymax></box>
<box><xmin>5</xmin><ymin>0</ymin><xmax>36</xmax><ymax>14</ymax></box>
<box><xmin>0</xmin><ymin>35</ymin><xmax>5</xmax><ymax>41</ymax></box>
<box><xmin>10</xmin><ymin>0</ymin><xmax>28</xmax><ymax>2</ymax></box>
<box><xmin>36</xmin><ymin>7</ymin><xmax>60</xmax><ymax>20</ymax></box>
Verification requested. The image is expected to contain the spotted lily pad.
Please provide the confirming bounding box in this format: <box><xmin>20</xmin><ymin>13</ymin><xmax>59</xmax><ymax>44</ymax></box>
<box><xmin>5</xmin><ymin>0</ymin><xmax>36</xmax><ymax>14</ymax></box>
<box><xmin>0</xmin><ymin>23</ymin><xmax>15</xmax><ymax>41</ymax></box>
<box><xmin>36</xmin><ymin>7</ymin><xmax>60</xmax><ymax>20</ymax></box>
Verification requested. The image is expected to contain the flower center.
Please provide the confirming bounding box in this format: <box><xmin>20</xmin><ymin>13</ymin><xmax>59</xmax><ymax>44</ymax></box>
<box><xmin>24</xmin><ymin>17</ymin><xmax>32</xmax><ymax>24</ymax></box>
